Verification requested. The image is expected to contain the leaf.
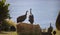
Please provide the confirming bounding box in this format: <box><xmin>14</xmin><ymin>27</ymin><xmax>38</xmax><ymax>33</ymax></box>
<box><xmin>2</xmin><ymin>0</ymin><xmax>6</xmax><ymax>3</ymax></box>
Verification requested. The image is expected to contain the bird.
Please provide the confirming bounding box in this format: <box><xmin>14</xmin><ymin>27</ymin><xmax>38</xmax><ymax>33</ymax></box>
<box><xmin>29</xmin><ymin>8</ymin><xmax>34</xmax><ymax>24</ymax></box>
<box><xmin>17</xmin><ymin>11</ymin><xmax>28</xmax><ymax>23</ymax></box>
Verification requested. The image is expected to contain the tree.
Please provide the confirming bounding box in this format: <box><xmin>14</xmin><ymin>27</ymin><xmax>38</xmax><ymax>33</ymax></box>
<box><xmin>1</xmin><ymin>20</ymin><xmax>10</xmax><ymax>31</ymax></box>
<box><xmin>0</xmin><ymin>0</ymin><xmax>11</xmax><ymax>31</ymax></box>
<box><xmin>0</xmin><ymin>0</ymin><xmax>10</xmax><ymax>21</ymax></box>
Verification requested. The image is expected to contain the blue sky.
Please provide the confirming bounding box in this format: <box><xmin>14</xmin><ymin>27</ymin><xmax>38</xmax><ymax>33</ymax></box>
<box><xmin>6</xmin><ymin>0</ymin><xmax>60</xmax><ymax>29</ymax></box>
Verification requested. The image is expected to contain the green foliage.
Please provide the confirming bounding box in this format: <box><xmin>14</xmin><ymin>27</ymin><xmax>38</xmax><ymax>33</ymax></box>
<box><xmin>0</xmin><ymin>0</ymin><xmax>10</xmax><ymax>21</ymax></box>
<box><xmin>0</xmin><ymin>0</ymin><xmax>11</xmax><ymax>31</ymax></box>
<box><xmin>1</xmin><ymin>20</ymin><xmax>10</xmax><ymax>31</ymax></box>
<box><xmin>2</xmin><ymin>0</ymin><xmax>6</xmax><ymax>3</ymax></box>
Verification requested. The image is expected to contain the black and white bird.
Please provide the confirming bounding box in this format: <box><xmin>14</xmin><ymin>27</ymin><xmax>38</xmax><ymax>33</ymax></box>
<box><xmin>29</xmin><ymin>8</ymin><xmax>34</xmax><ymax>24</ymax></box>
<box><xmin>17</xmin><ymin>11</ymin><xmax>28</xmax><ymax>23</ymax></box>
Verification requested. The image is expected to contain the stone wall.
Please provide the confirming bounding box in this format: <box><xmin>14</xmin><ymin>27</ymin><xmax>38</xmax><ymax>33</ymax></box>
<box><xmin>17</xmin><ymin>22</ymin><xmax>41</xmax><ymax>35</ymax></box>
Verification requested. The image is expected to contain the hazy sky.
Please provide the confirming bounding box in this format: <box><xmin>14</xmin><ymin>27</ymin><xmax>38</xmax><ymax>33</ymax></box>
<box><xmin>6</xmin><ymin>0</ymin><xmax>60</xmax><ymax>29</ymax></box>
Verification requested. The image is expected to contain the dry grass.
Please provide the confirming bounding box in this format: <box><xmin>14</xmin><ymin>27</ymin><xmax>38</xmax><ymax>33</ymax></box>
<box><xmin>0</xmin><ymin>19</ymin><xmax>17</xmax><ymax>35</ymax></box>
<box><xmin>5</xmin><ymin>19</ymin><xmax>17</xmax><ymax>28</ymax></box>
<box><xmin>0</xmin><ymin>31</ymin><xmax>17</xmax><ymax>35</ymax></box>
<box><xmin>1</xmin><ymin>19</ymin><xmax>60</xmax><ymax>35</ymax></box>
<box><xmin>52</xmin><ymin>29</ymin><xmax>60</xmax><ymax>35</ymax></box>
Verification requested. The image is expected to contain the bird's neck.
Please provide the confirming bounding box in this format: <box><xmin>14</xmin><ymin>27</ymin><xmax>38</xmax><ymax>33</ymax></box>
<box><xmin>30</xmin><ymin>9</ymin><xmax>32</xmax><ymax>15</ymax></box>
<box><xmin>25</xmin><ymin>13</ymin><xmax>27</xmax><ymax>16</ymax></box>
<box><xmin>30</xmin><ymin>12</ymin><xmax>32</xmax><ymax>15</ymax></box>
